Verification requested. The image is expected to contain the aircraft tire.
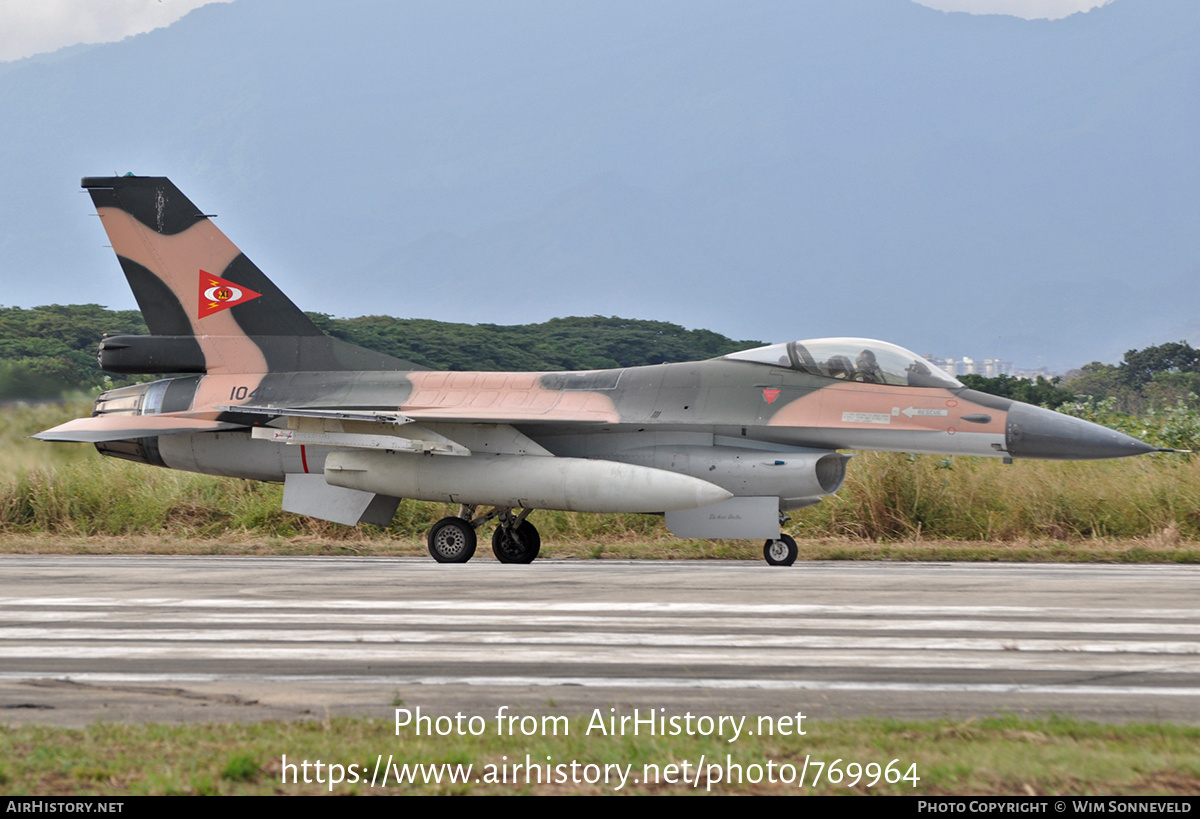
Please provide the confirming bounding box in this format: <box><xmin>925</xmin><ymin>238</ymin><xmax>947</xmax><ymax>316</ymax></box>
<box><xmin>428</xmin><ymin>517</ymin><xmax>477</xmax><ymax>563</ymax></box>
<box><xmin>763</xmin><ymin>534</ymin><xmax>798</xmax><ymax>567</ymax></box>
<box><xmin>492</xmin><ymin>520</ymin><xmax>541</xmax><ymax>564</ymax></box>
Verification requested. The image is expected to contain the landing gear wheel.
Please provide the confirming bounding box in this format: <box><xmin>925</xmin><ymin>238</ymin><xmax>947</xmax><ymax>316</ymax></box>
<box><xmin>428</xmin><ymin>517</ymin><xmax>477</xmax><ymax>563</ymax></box>
<box><xmin>492</xmin><ymin>520</ymin><xmax>541</xmax><ymax>564</ymax></box>
<box><xmin>763</xmin><ymin>534</ymin><xmax>798</xmax><ymax>566</ymax></box>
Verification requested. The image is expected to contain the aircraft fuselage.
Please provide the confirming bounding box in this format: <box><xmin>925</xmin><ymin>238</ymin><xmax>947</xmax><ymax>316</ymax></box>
<box><xmin>39</xmin><ymin>175</ymin><xmax>1159</xmax><ymax>565</ymax></box>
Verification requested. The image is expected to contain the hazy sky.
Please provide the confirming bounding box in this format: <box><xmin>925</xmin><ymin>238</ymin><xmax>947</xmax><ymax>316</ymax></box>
<box><xmin>915</xmin><ymin>0</ymin><xmax>1110</xmax><ymax>16</ymax></box>
<box><xmin>0</xmin><ymin>0</ymin><xmax>232</xmax><ymax>62</ymax></box>
<box><xmin>0</xmin><ymin>0</ymin><xmax>1113</xmax><ymax>63</ymax></box>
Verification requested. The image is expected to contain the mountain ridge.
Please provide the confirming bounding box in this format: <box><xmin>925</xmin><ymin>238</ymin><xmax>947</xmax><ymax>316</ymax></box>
<box><xmin>0</xmin><ymin>0</ymin><xmax>1195</xmax><ymax>370</ymax></box>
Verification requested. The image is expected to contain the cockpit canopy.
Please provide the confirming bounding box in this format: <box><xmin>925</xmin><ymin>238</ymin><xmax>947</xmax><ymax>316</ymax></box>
<box><xmin>724</xmin><ymin>338</ymin><xmax>963</xmax><ymax>389</ymax></box>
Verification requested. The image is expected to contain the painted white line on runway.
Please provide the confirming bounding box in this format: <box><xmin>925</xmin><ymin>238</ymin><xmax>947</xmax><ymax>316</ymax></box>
<box><xmin>2</xmin><ymin>597</ymin><xmax>1198</xmax><ymax>620</ymax></box>
<box><xmin>2</xmin><ymin>671</ymin><xmax>1198</xmax><ymax>699</ymax></box>
<box><xmin>3</xmin><ymin>644</ymin><xmax>1200</xmax><ymax>674</ymax></box>
<box><xmin>2</xmin><ymin>611</ymin><xmax>1199</xmax><ymax>635</ymax></box>
<box><xmin>2</xmin><ymin>626</ymin><xmax>1199</xmax><ymax>654</ymax></box>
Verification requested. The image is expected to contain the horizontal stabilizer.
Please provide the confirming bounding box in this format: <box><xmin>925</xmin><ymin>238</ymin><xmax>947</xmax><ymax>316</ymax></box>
<box><xmin>34</xmin><ymin>415</ymin><xmax>244</xmax><ymax>443</ymax></box>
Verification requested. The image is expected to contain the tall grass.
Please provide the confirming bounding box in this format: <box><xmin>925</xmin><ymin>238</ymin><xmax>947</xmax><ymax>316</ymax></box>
<box><xmin>0</xmin><ymin>455</ymin><xmax>673</xmax><ymax>540</ymax></box>
<box><xmin>0</xmin><ymin>399</ymin><xmax>98</xmax><ymax>473</ymax></box>
<box><xmin>2</xmin><ymin>402</ymin><xmax>1197</xmax><ymax>543</ymax></box>
<box><xmin>805</xmin><ymin>451</ymin><xmax>1200</xmax><ymax>541</ymax></box>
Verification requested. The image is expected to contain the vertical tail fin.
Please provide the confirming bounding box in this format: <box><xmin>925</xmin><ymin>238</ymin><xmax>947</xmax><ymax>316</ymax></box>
<box><xmin>84</xmin><ymin>175</ymin><xmax>320</xmax><ymax>339</ymax></box>
<box><xmin>84</xmin><ymin>175</ymin><xmax>414</xmax><ymax>374</ymax></box>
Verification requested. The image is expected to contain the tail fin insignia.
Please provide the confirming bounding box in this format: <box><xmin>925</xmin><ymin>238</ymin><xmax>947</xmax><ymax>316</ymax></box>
<box><xmin>199</xmin><ymin>271</ymin><xmax>262</xmax><ymax>318</ymax></box>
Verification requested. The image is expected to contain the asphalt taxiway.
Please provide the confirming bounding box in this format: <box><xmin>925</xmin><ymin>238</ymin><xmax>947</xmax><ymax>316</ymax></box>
<box><xmin>1</xmin><ymin>555</ymin><xmax>1198</xmax><ymax>726</ymax></box>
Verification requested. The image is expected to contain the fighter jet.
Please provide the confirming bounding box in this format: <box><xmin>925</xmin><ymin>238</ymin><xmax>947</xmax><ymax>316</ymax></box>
<box><xmin>36</xmin><ymin>176</ymin><xmax>1159</xmax><ymax>565</ymax></box>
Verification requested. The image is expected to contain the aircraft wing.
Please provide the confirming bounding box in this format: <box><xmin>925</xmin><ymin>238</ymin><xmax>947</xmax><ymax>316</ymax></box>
<box><xmin>37</xmin><ymin>397</ymin><xmax>598</xmax><ymax>453</ymax></box>
<box><xmin>399</xmin><ymin>405</ymin><xmax>617</xmax><ymax>424</ymax></box>
<box><xmin>220</xmin><ymin>405</ymin><xmax>556</xmax><ymax>457</ymax></box>
<box><xmin>395</xmin><ymin>377</ymin><xmax>621</xmax><ymax>425</ymax></box>
<box><xmin>217</xmin><ymin>405</ymin><xmax>416</xmax><ymax>425</ymax></box>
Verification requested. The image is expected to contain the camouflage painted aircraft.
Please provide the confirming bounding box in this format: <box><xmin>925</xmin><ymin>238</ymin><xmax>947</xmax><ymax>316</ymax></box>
<box><xmin>37</xmin><ymin>176</ymin><xmax>1159</xmax><ymax>565</ymax></box>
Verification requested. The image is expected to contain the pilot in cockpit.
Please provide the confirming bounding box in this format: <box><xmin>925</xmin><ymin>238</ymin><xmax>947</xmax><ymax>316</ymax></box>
<box><xmin>855</xmin><ymin>349</ymin><xmax>884</xmax><ymax>383</ymax></box>
<box><xmin>825</xmin><ymin>354</ymin><xmax>855</xmax><ymax>379</ymax></box>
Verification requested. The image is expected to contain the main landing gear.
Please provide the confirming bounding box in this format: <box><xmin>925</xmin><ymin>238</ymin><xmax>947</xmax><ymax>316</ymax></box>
<box><xmin>491</xmin><ymin>509</ymin><xmax>541</xmax><ymax>564</ymax></box>
<box><xmin>428</xmin><ymin>506</ymin><xmax>796</xmax><ymax>567</ymax></box>
<box><xmin>426</xmin><ymin>505</ymin><xmax>541</xmax><ymax>564</ymax></box>
<box><xmin>427</xmin><ymin>517</ymin><xmax>476</xmax><ymax>563</ymax></box>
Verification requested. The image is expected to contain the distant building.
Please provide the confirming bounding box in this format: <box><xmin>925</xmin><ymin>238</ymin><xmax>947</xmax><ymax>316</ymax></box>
<box><xmin>1012</xmin><ymin>366</ymin><xmax>1053</xmax><ymax>381</ymax></box>
<box><xmin>981</xmin><ymin>359</ymin><xmax>1013</xmax><ymax>378</ymax></box>
<box><xmin>922</xmin><ymin>355</ymin><xmax>1015</xmax><ymax>379</ymax></box>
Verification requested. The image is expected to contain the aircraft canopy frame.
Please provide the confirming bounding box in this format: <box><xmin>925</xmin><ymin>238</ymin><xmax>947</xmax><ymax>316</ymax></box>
<box><xmin>724</xmin><ymin>338</ymin><xmax>963</xmax><ymax>389</ymax></box>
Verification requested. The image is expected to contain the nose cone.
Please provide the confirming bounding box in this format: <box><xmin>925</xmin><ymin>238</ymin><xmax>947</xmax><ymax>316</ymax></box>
<box><xmin>1006</xmin><ymin>402</ymin><xmax>1157</xmax><ymax>460</ymax></box>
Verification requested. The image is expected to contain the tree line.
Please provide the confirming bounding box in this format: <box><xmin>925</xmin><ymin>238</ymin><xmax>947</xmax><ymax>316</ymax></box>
<box><xmin>0</xmin><ymin>305</ymin><xmax>759</xmax><ymax>399</ymax></box>
<box><xmin>3</xmin><ymin>303</ymin><xmax>1197</xmax><ymax>415</ymax></box>
<box><xmin>960</xmin><ymin>341</ymin><xmax>1200</xmax><ymax>414</ymax></box>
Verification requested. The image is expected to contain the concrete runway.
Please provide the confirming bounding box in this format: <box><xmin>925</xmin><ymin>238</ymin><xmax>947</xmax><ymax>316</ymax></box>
<box><xmin>1</xmin><ymin>555</ymin><xmax>1199</xmax><ymax>727</ymax></box>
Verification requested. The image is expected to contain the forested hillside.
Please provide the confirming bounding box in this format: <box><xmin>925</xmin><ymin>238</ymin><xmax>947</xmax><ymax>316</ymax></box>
<box><xmin>0</xmin><ymin>304</ymin><xmax>760</xmax><ymax>399</ymax></box>
<box><xmin>4</xmin><ymin>1</ymin><xmax>1199</xmax><ymax>369</ymax></box>
<box><xmin>4</xmin><ymin>302</ymin><xmax>1199</xmax><ymax>444</ymax></box>
<box><xmin>0</xmin><ymin>305</ymin><xmax>147</xmax><ymax>399</ymax></box>
<box><xmin>311</xmin><ymin>313</ymin><xmax>757</xmax><ymax>372</ymax></box>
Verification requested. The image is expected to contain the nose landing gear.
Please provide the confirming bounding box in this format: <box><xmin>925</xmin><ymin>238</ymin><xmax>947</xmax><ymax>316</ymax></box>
<box><xmin>763</xmin><ymin>533</ymin><xmax>798</xmax><ymax>566</ymax></box>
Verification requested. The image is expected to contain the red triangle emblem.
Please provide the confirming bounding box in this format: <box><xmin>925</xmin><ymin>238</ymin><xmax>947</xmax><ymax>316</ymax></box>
<box><xmin>198</xmin><ymin>271</ymin><xmax>262</xmax><ymax>318</ymax></box>
<box><xmin>763</xmin><ymin>389</ymin><xmax>781</xmax><ymax>404</ymax></box>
